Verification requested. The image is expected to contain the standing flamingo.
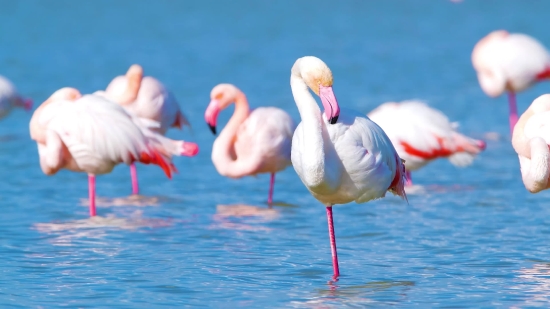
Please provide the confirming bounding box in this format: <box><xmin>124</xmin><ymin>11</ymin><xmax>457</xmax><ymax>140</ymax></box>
<box><xmin>98</xmin><ymin>65</ymin><xmax>196</xmax><ymax>195</ymax></box>
<box><xmin>290</xmin><ymin>56</ymin><xmax>407</xmax><ymax>279</ymax></box>
<box><xmin>512</xmin><ymin>94</ymin><xmax>550</xmax><ymax>193</ymax></box>
<box><xmin>368</xmin><ymin>100</ymin><xmax>486</xmax><ymax>185</ymax></box>
<box><xmin>204</xmin><ymin>83</ymin><xmax>295</xmax><ymax>205</ymax></box>
<box><xmin>30</xmin><ymin>88</ymin><xmax>180</xmax><ymax>217</ymax></box>
<box><xmin>0</xmin><ymin>75</ymin><xmax>32</xmax><ymax>120</ymax></box>
<box><xmin>472</xmin><ymin>30</ymin><xmax>550</xmax><ymax>134</ymax></box>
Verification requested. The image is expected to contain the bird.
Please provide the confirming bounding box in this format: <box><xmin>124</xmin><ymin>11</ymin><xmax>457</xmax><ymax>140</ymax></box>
<box><xmin>512</xmin><ymin>94</ymin><xmax>550</xmax><ymax>193</ymax></box>
<box><xmin>0</xmin><ymin>75</ymin><xmax>32</xmax><ymax>120</ymax></box>
<box><xmin>29</xmin><ymin>87</ymin><xmax>182</xmax><ymax>217</ymax></box>
<box><xmin>96</xmin><ymin>64</ymin><xmax>197</xmax><ymax>195</ymax></box>
<box><xmin>368</xmin><ymin>100</ymin><xmax>486</xmax><ymax>185</ymax></box>
<box><xmin>204</xmin><ymin>83</ymin><xmax>295</xmax><ymax>205</ymax></box>
<box><xmin>289</xmin><ymin>56</ymin><xmax>407</xmax><ymax>279</ymax></box>
<box><xmin>472</xmin><ymin>30</ymin><xmax>550</xmax><ymax>135</ymax></box>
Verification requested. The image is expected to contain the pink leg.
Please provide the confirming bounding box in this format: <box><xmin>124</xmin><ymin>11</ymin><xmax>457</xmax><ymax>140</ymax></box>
<box><xmin>268</xmin><ymin>173</ymin><xmax>275</xmax><ymax>205</ymax></box>
<box><xmin>405</xmin><ymin>170</ymin><xmax>413</xmax><ymax>186</ymax></box>
<box><xmin>326</xmin><ymin>206</ymin><xmax>340</xmax><ymax>279</ymax></box>
<box><xmin>508</xmin><ymin>91</ymin><xmax>518</xmax><ymax>136</ymax></box>
<box><xmin>88</xmin><ymin>174</ymin><xmax>96</xmax><ymax>217</ymax></box>
<box><xmin>130</xmin><ymin>163</ymin><xmax>139</xmax><ymax>195</ymax></box>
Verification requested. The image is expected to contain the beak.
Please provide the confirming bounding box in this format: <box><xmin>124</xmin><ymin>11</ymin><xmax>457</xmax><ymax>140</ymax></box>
<box><xmin>205</xmin><ymin>99</ymin><xmax>221</xmax><ymax>135</ymax></box>
<box><xmin>319</xmin><ymin>85</ymin><xmax>340</xmax><ymax>124</ymax></box>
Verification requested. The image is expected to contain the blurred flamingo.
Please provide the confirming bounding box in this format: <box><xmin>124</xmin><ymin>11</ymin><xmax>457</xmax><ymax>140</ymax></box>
<box><xmin>512</xmin><ymin>94</ymin><xmax>550</xmax><ymax>193</ymax></box>
<box><xmin>30</xmin><ymin>88</ymin><xmax>181</xmax><ymax>217</ymax></box>
<box><xmin>204</xmin><ymin>84</ymin><xmax>295</xmax><ymax>205</ymax></box>
<box><xmin>97</xmin><ymin>65</ymin><xmax>197</xmax><ymax>195</ymax></box>
<box><xmin>0</xmin><ymin>75</ymin><xmax>32</xmax><ymax>120</ymax></box>
<box><xmin>290</xmin><ymin>56</ymin><xmax>407</xmax><ymax>279</ymax></box>
<box><xmin>368</xmin><ymin>100</ymin><xmax>486</xmax><ymax>185</ymax></box>
<box><xmin>472</xmin><ymin>30</ymin><xmax>550</xmax><ymax>134</ymax></box>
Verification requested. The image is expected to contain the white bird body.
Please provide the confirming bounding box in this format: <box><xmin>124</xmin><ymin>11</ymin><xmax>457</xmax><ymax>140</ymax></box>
<box><xmin>512</xmin><ymin>94</ymin><xmax>550</xmax><ymax>193</ymax></box>
<box><xmin>30</xmin><ymin>90</ymin><xmax>173</xmax><ymax>177</ymax></box>
<box><xmin>368</xmin><ymin>101</ymin><xmax>485</xmax><ymax>173</ymax></box>
<box><xmin>293</xmin><ymin>107</ymin><xmax>403</xmax><ymax>205</ymax></box>
<box><xmin>0</xmin><ymin>75</ymin><xmax>31</xmax><ymax>119</ymax></box>
<box><xmin>219</xmin><ymin>106</ymin><xmax>295</xmax><ymax>176</ymax></box>
<box><xmin>102</xmin><ymin>73</ymin><xmax>189</xmax><ymax>135</ymax></box>
<box><xmin>290</xmin><ymin>57</ymin><xmax>406</xmax><ymax>206</ymax></box>
<box><xmin>472</xmin><ymin>31</ymin><xmax>550</xmax><ymax>97</ymax></box>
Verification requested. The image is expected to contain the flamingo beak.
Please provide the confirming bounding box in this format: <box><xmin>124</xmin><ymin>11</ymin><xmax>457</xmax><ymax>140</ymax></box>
<box><xmin>319</xmin><ymin>85</ymin><xmax>340</xmax><ymax>124</ymax></box>
<box><xmin>205</xmin><ymin>99</ymin><xmax>221</xmax><ymax>135</ymax></box>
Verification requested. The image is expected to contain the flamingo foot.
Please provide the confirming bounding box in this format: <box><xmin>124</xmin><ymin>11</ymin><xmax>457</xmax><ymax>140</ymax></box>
<box><xmin>130</xmin><ymin>163</ymin><xmax>139</xmax><ymax>195</ymax></box>
<box><xmin>508</xmin><ymin>91</ymin><xmax>518</xmax><ymax>136</ymax></box>
<box><xmin>268</xmin><ymin>173</ymin><xmax>275</xmax><ymax>206</ymax></box>
<box><xmin>326</xmin><ymin>206</ymin><xmax>340</xmax><ymax>279</ymax></box>
<box><xmin>88</xmin><ymin>174</ymin><xmax>96</xmax><ymax>217</ymax></box>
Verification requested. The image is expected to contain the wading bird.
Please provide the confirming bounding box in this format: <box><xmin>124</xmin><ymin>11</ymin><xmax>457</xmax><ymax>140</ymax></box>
<box><xmin>472</xmin><ymin>30</ymin><xmax>550</xmax><ymax>134</ymax></box>
<box><xmin>204</xmin><ymin>83</ymin><xmax>295</xmax><ymax>205</ymax></box>
<box><xmin>368</xmin><ymin>100</ymin><xmax>485</xmax><ymax>185</ymax></box>
<box><xmin>98</xmin><ymin>65</ymin><xmax>197</xmax><ymax>195</ymax></box>
<box><xmin>290</xmin><ymin>56</ymin><xmax>407</xmax><ymax>279</ymax></box>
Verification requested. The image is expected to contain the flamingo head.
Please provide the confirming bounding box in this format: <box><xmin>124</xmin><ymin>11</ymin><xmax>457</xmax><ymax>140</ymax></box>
<box><xmin>205</xmin><ymin>83</ymin><xmax>241</xmax><ymax>135</ymax></box>
<box><xmin>292</xmin><ymin>56</ymin><xmax>340</xmax><ymax>124</ymax></box>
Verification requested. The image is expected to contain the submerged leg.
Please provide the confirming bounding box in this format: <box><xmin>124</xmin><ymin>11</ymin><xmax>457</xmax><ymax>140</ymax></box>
<box><xmin>326</xmin><ymin>206</ymin><xmax>340</xmax><ymax>279</ymax></box>
<box><xmin>130</xmin><ymin>163</ymin><xmax>139</xmax><ymax>195</ymax></box>
<box><xmin>405</xmin><ymin>170</ymin><xmax>413</xmax><ymax>186</ymax></box>
<box><xmin>508</xmin><ymin>91</ymin><xmax>518</xmax><ymax>136</ymax></box>
<box><xmin>268</xmin><ymin>173</ymin><xmax>275</xmax><ymax>205</ymax></box>
<box><xmin>88</xmin><ymin>174</ymin><xmax>96</xmax><ymax>217</ymax></box>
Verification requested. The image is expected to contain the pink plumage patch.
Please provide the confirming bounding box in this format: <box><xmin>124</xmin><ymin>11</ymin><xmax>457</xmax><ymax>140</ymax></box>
<box><xmin>388</xmin><ymin>155</ymin><xmax>408</xmax><ymax>202</ymax></box>
<box><xmin>536</xmin><ymin>66</ymin><xmax>550</xmax><ymax>81</ymax></box>
<box><xmin>401</xmin><ymin>137</ymin><xmax>456</xmax><ymax>160</ymax></box>
<box><xmin>138</xmin><ymin>149</ymin><xmax>173</xmax><ymax>179</ymax></box>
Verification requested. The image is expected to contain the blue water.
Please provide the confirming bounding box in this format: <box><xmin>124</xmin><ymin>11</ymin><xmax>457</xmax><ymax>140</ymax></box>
<box><xmin>2</xmin><ymin>0</ymin><xmax>550</xmax><ymax>307</ymax></box>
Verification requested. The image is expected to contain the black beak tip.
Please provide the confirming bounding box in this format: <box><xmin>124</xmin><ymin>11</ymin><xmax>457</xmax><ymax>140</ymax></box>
<box><xmin>208</xmin><ymin>124</ymin><xmax>217</xmax><ymax>135</ymax></box>
<box><xmin>329</xmin><ymin>115</ymin><xmax>339</xmax><ymax>125</ymax></box>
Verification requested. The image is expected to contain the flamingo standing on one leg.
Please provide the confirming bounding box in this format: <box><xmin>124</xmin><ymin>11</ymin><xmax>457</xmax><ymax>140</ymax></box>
<box><xmin>512</xmin><ymin>94</ymin><xmax>550</xmax><ymax>193</ymax></box>
<box><xmin>30</xmin><ymin>88</ymin><xmax>178</xmax><ymax>217</ymax></box>
<box><xmin>368</xmin><ymin>100</ymin><xmax>486</xmax><ymax>185</ymax></box>
<box><xmin>472</xmin><ymin>30</ymin><xmax>550</xmax><ymax>135</ymax></box>
<box><xmin>289</xmin><ymin>56</ymin><xmax>407</xmax><ymax>279</ymax></box>
<box><xmin>0</xmin><ymin>75</ymin><xmax>32</xmax><ymax>120</ymax></box>
<box><xmin>204</xmin><ymin>84</ymin><xmax>296</xmax><ymax>205</ymax></box>
<box><xmin>98</xmin><ymin>65</ymin><xmax>197</xmax><ymax>195</ymax></box>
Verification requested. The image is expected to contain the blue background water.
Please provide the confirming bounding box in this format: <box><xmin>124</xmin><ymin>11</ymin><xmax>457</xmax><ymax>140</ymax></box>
<box><xmin>2</xmin><ymin>0</ymin><xmax>550</xmax><ymax>307</ymax></box>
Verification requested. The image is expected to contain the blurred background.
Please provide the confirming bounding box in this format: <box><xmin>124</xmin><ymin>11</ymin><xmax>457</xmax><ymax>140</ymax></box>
<box><xmin>2</xmin><ymin>0</ymin><xmax>550</xmax><ymax>307</ymax></box>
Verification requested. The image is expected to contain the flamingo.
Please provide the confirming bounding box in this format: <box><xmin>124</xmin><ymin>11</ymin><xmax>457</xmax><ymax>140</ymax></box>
<box><xmin>30</xmin><ymin>88</ymin><xmax>181</xmax><ymax>217</ymax></box>
<box><xmin>290</xmin><ymin>56</ymin><xmax>407</xmax><ymax>279</ymax></box>
<box><xmin>512</xmin><ymin>94</ymin><xmax>550</xmax><ymax>193</ymax></box>
<box><xmin>97</xmin><ymin>65</ymin><xmax>197</xmax><ymax>195</ymax></box>
<box><xmin>472</xmin><ymin>30</ymin><xmax>550</xmax><ymax>135</ymax></box>
<box><xmin>368</xmin><ymin>100</ymin><xmax>486</xmax><ymax>185</ymax></box>
<box><xmin>204</xmin><ymin>83</ymin><xmax>296</xmax><ymax>205</ymax></box>
<box><xmin>0</xmin><ymin>75</ymin><xmax>32</xmax><ymax>120</ymax></box>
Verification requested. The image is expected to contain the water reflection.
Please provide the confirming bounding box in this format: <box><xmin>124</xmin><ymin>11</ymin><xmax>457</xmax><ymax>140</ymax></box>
<box><xmin>79</xmin><ymin>195</ymin><xmax>161</xmax><ymax>207</ymax></box>
<box><xmin>211</xmin><ymin>204</ymin><xmax>280</xmax><ymax>232</ymax></box>
<box><xmin>289</xmin><ymin>280</ymin><xmax>414</xmax><ymax>308</ymax></box>
<box><xmin>513</xmin><ymin>263</ymin><xmax>550</xmax><ymax>306</ymax></box>
<box><xmin>33</xmin><ymin>211</ymin><xmax>174</xmax><ymax>246</ymax></box>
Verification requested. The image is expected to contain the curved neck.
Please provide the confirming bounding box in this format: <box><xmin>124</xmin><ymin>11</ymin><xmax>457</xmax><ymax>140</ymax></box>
<box><xmin>212</xmin><ymin>91</ymin><xmax>256</xmax><ymax>177</ymax></box>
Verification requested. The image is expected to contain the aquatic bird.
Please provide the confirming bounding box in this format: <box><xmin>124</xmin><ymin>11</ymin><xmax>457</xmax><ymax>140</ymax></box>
<box><xmin>472</xmin><ymin>30</ymin><xmax>550</xmax><ymax>134</ymax></box>
<box><xmin>290</xmin><ymin>56</ymin><xmax>407</xmax><ymax>279</ymax></box>
<box><xmin>0</xmin><ymin>75</ymin><xmax>32</xmax><ymax>120</ymax></box>
<box><xmin>204</xmin><ymin>83</ymin><xmax>295</xmax><ymax>204</ymax></box>
<box><xmin>368</xmin><ymin>100</ymin><xmax>486</xmax><ymax>185</ymax></box>
<box><xmin>98</xmin><ymin>65</ymin><xmax>196</xmax><ymax>195</ymax></box>
<box><xmin>512</xmin><ymin>94</ymin><xmax>550</xmax><ymax>193</ymax></box>
<box><xmin>30</xmin><ymin>88</ymin><xmax>179</xmax><ymax>217</ymax></box>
